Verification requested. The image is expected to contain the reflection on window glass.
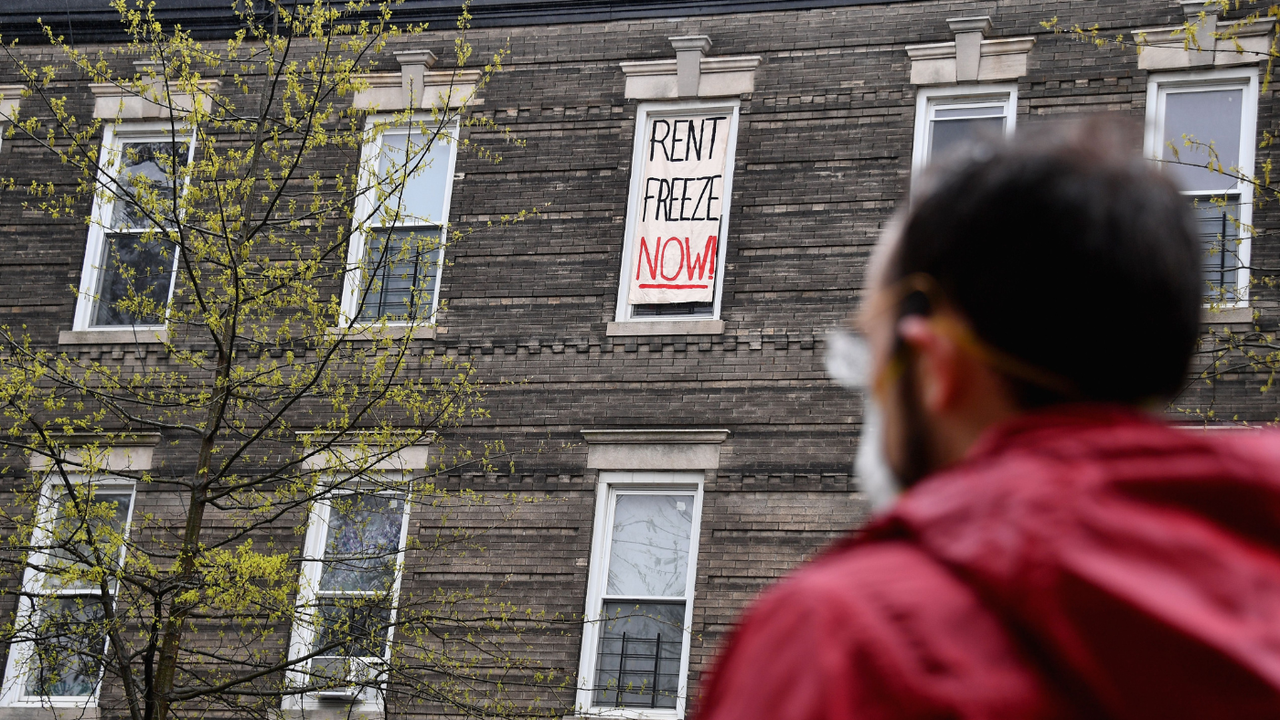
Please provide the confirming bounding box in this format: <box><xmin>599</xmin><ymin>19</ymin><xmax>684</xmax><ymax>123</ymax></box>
<box><xmin>1162</xmin><ymin>89</ymin><xmax>1244</xmax><ymax>193</ymax></box>
<box><xmin>309</xmin><ymin>493</ymin><xmax>404</xmax><ymax>679</ymax></box>
<box><xmin>22</xmin><ymin>485</ymin><xmax>133</xmax><ymax>700</ymax></box>
<box><xmin>318</xmin><ymin>494</ymin><xmax>403</xmax><ymax>593</ymax></box>
<box><xmin>355</xmin><ymin>230</ymin><xmax>441</xmax><ymax>323</ymax></box>
<box><xmin>605</xmin><ymin>494</ymin><xmax>694</xmax><ymax>598</ymax></box>
<box><xmin>24</xmin><ymin>597</ymin><xmax>107</xmax><ymax>698</ymax></box>
<box><xmin>91</xmin><ymin>137</ymin><xmax>189</xmax><ymax>328</ymax></box>
<box><xmin>631</xmin><ymin>302</ymin><xmax>713</xmax><ymax>319</ymax></box>
<box><xmin>111</xmin><ymin>141</ymin><xmax>189</xmax><ymax>230</ymax></box>
<box><xmin>92</xmin><ymin>234</ymin><xmax>177</xmax><ymax>327</ymax></box>
<box><xmin>355</xmin><ymin>127</ymin><xmax>452</xmax><ymax>322</ymax></box>
<box><xmin>594</xmin><ymin>602</ymin><xmax>685</xmax><ymax>709</ymax></box>
<box><xmin>1192</xmin><ymin>200</ymin><xmax>1243</xmax><ymax>303</ymax></box>
<box><xmin>928</xmin><ymin>105</ymin><xmax>1006</xmax><ymax>166</ymax></box>
<box><xmin>592</xmin><ymin>491</ymin><xmax>696</xmax><ymax>710</ymax></box>
<box><xmin>44</xmin><ymin>490</ymin><xmax>132</xmax><ymax>588</ymax></box>
<box><xmin>312</xmin><ymin>599</ymin><xmax>393</xmax><ymax>660</ymax></box>
<box><xmin>1159</xmin><ymin>83</ymin><xmax>1250</xmax><ymax>302</ymax></box>
<box><xmin>377</xmin><ymin>130</ymin><xmax>452</xmax><ymax>226</ymax></box>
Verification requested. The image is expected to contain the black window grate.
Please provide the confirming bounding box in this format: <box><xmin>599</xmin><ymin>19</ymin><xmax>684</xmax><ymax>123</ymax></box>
<box><xmin>594</xmin><ymin>631</ymin><xmax>682</xmax><ymax>709</ymax></box>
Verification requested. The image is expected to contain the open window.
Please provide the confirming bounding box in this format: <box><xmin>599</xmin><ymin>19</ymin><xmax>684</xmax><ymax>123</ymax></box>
<box><xmin>341</xmin><ymin>117</ymin><xmax>458</xmax><ymax>327</ymax></box>
<box><xmin>1145</xmin><ymin>68</ymin><xmax>1258</xmax><ymax>305</ymax></box>
<box><xmin>577</xmin><ymin>472</ymin><xmax>704</xmax><ymax>718</ymax></box>
<box><xmin>286</xmin><ymin>487</ymin><xmax>411</xmax><ymax>708</ymax></box>
<box><xmin>911</xmin><ymin>85</ymin><xmax>1016</xmax><ymax>175</ymax></box>
<box><xmin>0</xmin><ymin>478</ymin><xmax>136</xmax><ymax>708</ymax></box>
<box><xmin>72</xmin><ymin>124</ymin><xmax>194</xmax><ymax>332</ymax></box>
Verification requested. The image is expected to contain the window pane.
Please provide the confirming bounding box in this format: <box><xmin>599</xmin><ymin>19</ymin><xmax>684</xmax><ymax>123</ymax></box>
<box><xmin>377</xmin><ymin>130</ymin><xmax>452</xmax><ymax>226</ymax></box>
<box><xmin>24</xmin><ymin>596</ymin><xmax>107</xmax><ymax>698</ymax></box>
<box><xmin>311</xmin><ymin>597</ymin><xmax>393</xmax><ymax>659</ymax></box>
<box><xmin>91</xmin><ymin>233</ymin><xmax>176</xmax><ymax>327</ymax></box>
<box><xmin>111</xmin><ymin>141</ymin><xmax>190</xmax><ymax>230</ymax></box>
<box><xmin>606</xmin><ymin>494</ymin><xmax>694</xmax><ymax>598</ymax></box>
<box><xmin>593</xmin><ymin>601</ymin><xmax>685</xmax><ymax>709</ymax></box>
<box><xmin>1191</xmin><ymin>197</ymin><xmax>1243</xmax><ymax>302</ymax></box>
<box><xmin>318</xmin><ymin>494</ymin><xmax>404</xmax><ymax>593</ymax></box>
<box><xmin>929</xmin><ymin>115</ymin><xmax>1005</xmax><ymax>165</ymax></box>
<box><xmin>43</xmin><ymin>490</ymin><xmax>132</xmax><ymax>590</ymax></box>
<box><xmin>934</xmin><ymin>105</ymin><xmax>1005</xmax><ymax>119</ymax></box>
<box><xmin>1163</xmin><ymin>88</ymin><xmax>1244</xmax><ymax>192</ymax></box>
<box><xmin>355</xmin><ymin>229</ymin><xmax>441</xmax><ymax>323</ymax></box>
<box><xmin>631</xmin><ymin>302</ymin><xmax>713</xmax><ymax>319</ymax></box>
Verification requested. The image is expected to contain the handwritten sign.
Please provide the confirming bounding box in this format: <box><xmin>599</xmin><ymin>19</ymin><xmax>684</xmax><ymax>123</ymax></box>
<box><xmin>628</xmin><ymin>113</ymin><xmax>732</xmax><ymax>305</ymax></box>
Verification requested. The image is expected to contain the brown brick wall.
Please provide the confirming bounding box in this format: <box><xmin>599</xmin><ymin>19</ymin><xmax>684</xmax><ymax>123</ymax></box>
<box><xmin>0</xmin><ymin>0</ymin><xmax>1275</xmax><ymax>716</ymax></box>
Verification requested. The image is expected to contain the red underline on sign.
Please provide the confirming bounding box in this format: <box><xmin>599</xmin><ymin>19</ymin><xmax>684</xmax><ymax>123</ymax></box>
<box><xmin>638</xmin><ymin>284</ymin><xmax>709</xmax><ymax>289</ymax></box>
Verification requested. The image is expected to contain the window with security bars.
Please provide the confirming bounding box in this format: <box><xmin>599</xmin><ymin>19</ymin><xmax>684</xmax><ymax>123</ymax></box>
<box><xmin>345</xmin><ymin>121</ymin><xmax>456</xmax><ymax>325</ymax></box>
<box><xmin>1</xmin><ymin>482</ymin><xmax>134</xmax><ymax>706</ymax></box>
<box><xmin>1193</xmin><ymin>201</ymin><xmax>1243</xmax><ymax>304</ymax></box>
<box><xmin>75</xmin><ymin>128</ymin><xmax>193</xmax><ymax>329</ymax></box>
<box><xmin>1148</xmin><ymin>72</ymin><xmax>1257</xmax><ymax>304</ymax></box>
<box><xmin>294</xmin><ymin>492</ymin><xmax>407</xmax><ymax>694</ymax></box>
<box><xmin>580</xmin><ymin>483</ymin><xmax>701</xmax><ymax>715</ymax></box>
<box><xmin>594</xmin><ymin>602</ymin><xmax>685</xmax><ymax>708</ymax></box>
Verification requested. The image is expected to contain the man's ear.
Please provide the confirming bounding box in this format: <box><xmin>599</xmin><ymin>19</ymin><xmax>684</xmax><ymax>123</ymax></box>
<box><xmin>896</xmin><ymin>315</ymin><xmax>962</xmax><ymax>413</ymax></box>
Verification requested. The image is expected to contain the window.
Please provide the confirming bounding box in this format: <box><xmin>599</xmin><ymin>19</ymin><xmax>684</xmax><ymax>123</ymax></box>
<box><xmin>615</xmin><ymin>101</ymin><xmax>740</xmax><ymax>324</ymax></box>
<box><xmin>577</xmin><ymin>473</ymin><xmax>704</xmax><ymax>718</ymax></box>
<box><xmin>0</xmin><ymin>479</ymin><xmax>135</xmax><ymax>707</ymax></box>
<box><xmin>911</xmin><ymin>85</ymin><xmax>1016</xmax><ymax>174</ymax></box>
<box><xmin>1146</xmin><ymin>69</ymin><xmax>1258</xmax><ymax>304</ymax></box>
<box><xmin>341</xmin><ymin>118</ymin><xmax>458</xmax><ymax>326</ymax></box>
<box><xmin>287</xmin><ymin>489</ymin><xmax>410</xmax><ymax>706</ymax></box>
<box><xmin>73</xmin><ymin>124</ymin><xmax>194</xmax><ymax>331</ymax></box>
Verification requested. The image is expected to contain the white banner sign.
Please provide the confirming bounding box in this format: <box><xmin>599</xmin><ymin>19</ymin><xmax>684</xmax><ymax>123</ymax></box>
<box><xmin>628</xmin><ymin>112</ymin><xmax>733</xmax><ymax>305</ymax></box>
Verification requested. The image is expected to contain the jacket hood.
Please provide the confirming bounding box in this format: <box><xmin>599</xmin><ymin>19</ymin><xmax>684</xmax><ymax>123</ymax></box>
<box><xmin>864</xmin><ymin>405</ymin><xmax>1280</xmax><ymax>719</ymax></box>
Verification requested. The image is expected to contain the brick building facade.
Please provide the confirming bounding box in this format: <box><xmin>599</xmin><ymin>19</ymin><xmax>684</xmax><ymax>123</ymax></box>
<box><xmin>0</xmin><ymin>0</ymin><xmax>1274</xmax><ymax>718</ymax></box>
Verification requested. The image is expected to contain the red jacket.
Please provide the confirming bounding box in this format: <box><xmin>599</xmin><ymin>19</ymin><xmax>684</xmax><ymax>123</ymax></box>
<box><xmin>694</xmin><ymin>406</ymin><xmax>1280</xmax><ymax>720</ymax></box>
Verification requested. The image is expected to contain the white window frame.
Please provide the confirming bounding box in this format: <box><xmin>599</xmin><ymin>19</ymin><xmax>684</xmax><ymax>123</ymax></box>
<box><xmin>339</xmin><ymin>115</ymin><xmax>459</xmax><ymax>328</ymax></box>
<box><xmin>1144</xmin><ymin>67</ymin><xmax>1258</xmax><ymax>307</ymax></box>
<box><xmin>0</xmin><ymin>476</ymin><xmax>137</xmax><ymax>709</ymax></box>
<box><xmin>283</xmin><ymin>479</ymin><xmax>413</xmax><ymax>712</ymax></box>
<box><xmin>575</xmin><ymin>471</ymin><xmax>705</xmax><ymax>720</ymax></box>
<box><xmin>614</xmin><ymin>99</ymin><xmax>741</xmax><ymax>325</ymax></box>
<box><xmin>72</xmin><ymin>122</ymin><xmax>196</xmax><ymax>332</ymax></box>
<box><xmin>911</xmin><ymin>84</ymin><xmax>1018</xmax><ymax>177</ymax></box>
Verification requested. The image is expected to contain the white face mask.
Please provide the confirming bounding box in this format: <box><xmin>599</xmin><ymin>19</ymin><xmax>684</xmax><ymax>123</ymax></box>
<box><xmin>854</xmin><ymin>398</ymin><xmax>901</xmax><ymax>516</ymax></box>
<box><xmin>825</xmin><ymin>329</ymin><xmax>903</xmax><ymax>516</ymax></box>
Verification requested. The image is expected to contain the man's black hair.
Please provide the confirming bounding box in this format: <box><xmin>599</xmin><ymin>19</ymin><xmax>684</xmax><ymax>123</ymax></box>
<box><xmin>890</xmin><ymin>116</ymin><xmax>1203</xmax><ymax>408</ymax></box>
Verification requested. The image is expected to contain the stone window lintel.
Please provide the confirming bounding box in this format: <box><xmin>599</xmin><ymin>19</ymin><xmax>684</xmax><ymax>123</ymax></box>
<box><xmin>89</xmin><ymin>67</ymin><xmax>221</xmax><ymax>121</ymax></box>
<box><xmin>1134</xmin><ymin>9</ymin><xmax>1275</xmax><ymax>70</ymax></box>
<box><xmin>620</xmin><ymin>35</ymin><xmax>762</xmax><ymax>100</ymax></box>
<box><xmin>581</xmin><ymin>429</ymin><xmax>730</xmax><ymax>471</ymax></box>
<box><xmin>352</xmin><ymin>51</ymin><xmax>483</xmax><ymax>110</ymax></box>
<box><xmin>906</xmin><ymin>16</ymin><xmax>1036</xmax><ymax>86</ymax></box>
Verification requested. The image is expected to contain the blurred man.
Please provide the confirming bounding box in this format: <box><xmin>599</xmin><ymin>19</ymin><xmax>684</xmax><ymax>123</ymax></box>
<box><xmin>694</xmin><ymin>119</ymin><xmax>1280</xmax><ymax>720</ymax></box>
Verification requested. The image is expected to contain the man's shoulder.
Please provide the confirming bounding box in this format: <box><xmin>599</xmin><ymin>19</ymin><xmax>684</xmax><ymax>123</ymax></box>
<box><xmin>765</xmin><ymin>540</ymin><xmax>1037</xmax><ymax>673</ymax></box>
<box><xmin>696</xmin><ymin>540</ymin><xmax>1060</xmax><ymax>720</ymax></box>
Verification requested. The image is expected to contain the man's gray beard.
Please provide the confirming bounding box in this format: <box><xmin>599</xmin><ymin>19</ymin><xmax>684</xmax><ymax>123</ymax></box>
<box><xmin>855</xmin><ymin>398</ymin><xmax>902</xmax><ymax>516</ymax></box>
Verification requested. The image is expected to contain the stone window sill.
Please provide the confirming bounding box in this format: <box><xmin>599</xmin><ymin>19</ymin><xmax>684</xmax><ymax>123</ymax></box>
<box><xmin>1202</xmin><ymin>306</ymin><xmax>1254</xmax><ymax>324</ymax></box>
<box><xmin>606</xmin><ymin>320</ymin><xmax>724</xmax><ymax>337</ymax></box>
<box><xmin>58</xmin><ymin>328</ymin><xmax>167</xmax><ymax>345</ymax></box>
<box><xmin>0</xmin><ymin>706</ymin><xmax>99</xmax><ymax>719</ymax></box>
<box><xmin>329</xmin><ymin>324</ymin><xmax>437</xmax><ymax>341</ymax></box>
